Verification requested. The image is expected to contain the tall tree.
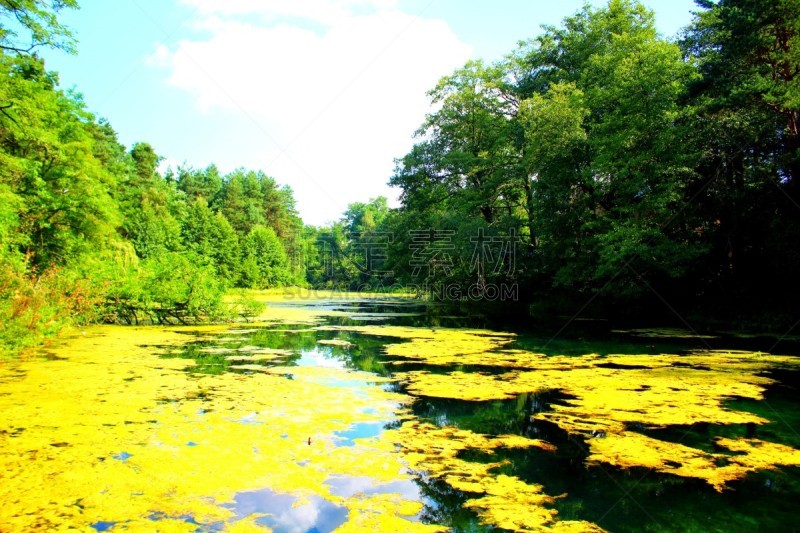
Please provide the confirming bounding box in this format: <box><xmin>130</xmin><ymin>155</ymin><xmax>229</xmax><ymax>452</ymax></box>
<box><xmin>240</xmin><ymin>224</ymin><xmax>290</xmax><ymax>289</ymax></box>
<box><xmin>391</xmin><ymin>60</ymin><xmax>520</xmax><ymax>227</ymax></box>
<box><xmin>182</xmin><ymin>198</ymin><xmax>239</xmax><ymax>281</ymax></box>
<box><xmin>0</xmin><ymin>53</ymin><xmax>121</xmax><ymax>267</ymax></box>
<box><xmin>685</xmin><ymin>0</ymin><xmax>800</xmax><ymax>186</ymax></box>
<box><xmin>680</xmin><ymin>0</ymin><xmax>800</xmax><ymax>310</ymax></box>
<box><xmin>175</xmin><ymin>164</ymin><xmax>222</xmax><ymax>203</ymax></box>
<box><xmin>0</xmin><ymin>0</ymin><xmax>78</xmax><ymax>54</ymax></box>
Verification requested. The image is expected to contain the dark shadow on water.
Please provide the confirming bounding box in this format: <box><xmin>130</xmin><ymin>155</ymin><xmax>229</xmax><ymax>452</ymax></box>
<box><xmin>411</xmin><ymin>475</ymin><xmax>492</xmax><ymax>532</ymax></box>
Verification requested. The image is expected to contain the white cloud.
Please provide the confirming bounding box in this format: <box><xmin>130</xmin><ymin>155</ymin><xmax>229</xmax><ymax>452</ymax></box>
<box><xmin>153</xmin><ymin>1</ymin><xmax>471</xmax><ymax>225</ymax></box>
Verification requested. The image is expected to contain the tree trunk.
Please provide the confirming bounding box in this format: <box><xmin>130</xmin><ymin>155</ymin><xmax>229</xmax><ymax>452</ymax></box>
<box><xmin>523</xmin><ymin>177</ymin><xmax>537</xmax><ymax>248</ymax></box>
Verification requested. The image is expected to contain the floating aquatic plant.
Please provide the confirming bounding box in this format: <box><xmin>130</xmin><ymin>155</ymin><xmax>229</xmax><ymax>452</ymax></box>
<box><xmin>0</xmin><ymin>325</ymin><xmax>434</xmax><ymax>531</ymax></box>
<box><xmin>329</xmin><ymin>324</ymin><xmax>800</xmax><ymax>494</ymax></box>
<box><xmin>371</xmin><ymin>421</ymin><xmax>601</xmax><ymax>532</ymax></box>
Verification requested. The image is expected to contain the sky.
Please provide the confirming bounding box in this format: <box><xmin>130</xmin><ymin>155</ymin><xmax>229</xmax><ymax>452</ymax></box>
<box><xmin>42</xmin><ymin>0</ymin><xmax>700</xmax><ymax>226</ymax></box>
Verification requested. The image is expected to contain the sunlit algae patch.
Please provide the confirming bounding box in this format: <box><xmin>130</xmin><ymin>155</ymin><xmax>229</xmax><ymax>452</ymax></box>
<box><xmin>4</xmin><ymin>310</ymin><xmax>800</xmax><ymax>533</ymax></box>
<box><xmin>0</xmin><ymin>325</ymin><xmax>438</xmax><ymax>532</ymax></box>
<box><xmin>369</xmin><ymin>420</ymin><xmax>603</xmax><ymax>532</ymax></box>
<box><xmin>325</xmin><ymin>325</ymin><xmax>800</xmax><ymax>493</ymax></box>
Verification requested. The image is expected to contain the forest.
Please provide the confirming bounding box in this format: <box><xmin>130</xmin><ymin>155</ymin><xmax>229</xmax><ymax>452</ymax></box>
<box><xmin>1</xmin><ymin>0</ymin><xmax>799</xmax><ymax>356</ymax></box>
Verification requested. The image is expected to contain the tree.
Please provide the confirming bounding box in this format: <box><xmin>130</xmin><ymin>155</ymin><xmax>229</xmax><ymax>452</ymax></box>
<box><xmin>216</xmin><ymin>169</ymin><xmax>266</xmax><ymax>235</ymax></box>
<box><xmin>0</xmin><ymin>0</ymin><xmax>78</xmax><ymax>54</ymax></box>
<box><xmin>0</xmin><ymin>53</ymin><xmax>121</xmax><ymax>268</ymax></box>
<box><xmin>581</xmin><ymin>26</ymin><xmax>699</xmax><ymax>291</ymax></box>
<box><xmin>519</xmin><ymin>82</ymin><xmax>590</xmax><ymax>285</ymax></box>
<box><xmin>182</xmin><ymin>197</ymin><xmax>239</xmax><ymax>280</ymax></box>
<box><xmin>175</xmin><ymin>164</ymin><xmax>222</xmax><ymax>203</ymax></box>
<box><xmin>391</xmin><ymin>60</ymin><xmax>521</xmax><ymax>227</ymax></box>
<box><xmin>327</xmin><ymin>197</ymin><xmax>394</xmax><ymax>289</ymax></box>
<box><xmin>240</xmin><ymin>225</ymin><xmax>290</xmax><ymax>289</ymax></box>
<box><xmin>129</xmin><ymin>142</ymin><xmax>160</xmax><ymax>186</ymax></box>
<box><xmin>679</xmin><ymin>0</ymin><xmax>800</xmax><ymax>313</ymax></box>
<box><xmin>116</xmin><ymin>143</ymin><xmax>184</xmax><ymax>259</ymax></box>
<box><xmin>684</xmin><ymin>0</ymin><xmax>800</xmax><ymax>186</ymax></box>
<box><xmin>139</xmin><ymin>251</ymin><xmax>224</xmax><ymax>324</ymax></box>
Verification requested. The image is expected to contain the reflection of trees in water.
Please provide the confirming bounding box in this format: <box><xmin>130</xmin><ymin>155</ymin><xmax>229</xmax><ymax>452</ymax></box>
<box><xmin>155</xmin><ymin>326</ymin><xmax>316</xmax><ymax>374</ymax></box>
<box><xmin>412</xmin><ymin>475</ymin><xmax>491</xmax><ymax>532</ymax></box>
<box><xmin>250</xmin><ymin>327</ymin><xmax>318</xmax><ymax>352</ymax></box>
<box><xmin>409</xmin><ymin>391</ymin><xmax>580</xmax><ymax>439</ymax></box>
<box><xmin>319</xmin><ymin>333</ymin><xmax>395</xmax><ymax>376</ymax></box>
<box><xmin>153</xmin><ymin>320</ymin><xmax>403</xmax><ymax>377</ymax></box>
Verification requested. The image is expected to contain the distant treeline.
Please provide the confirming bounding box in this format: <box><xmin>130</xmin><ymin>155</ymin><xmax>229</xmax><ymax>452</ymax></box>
<box><xmin>2</xmin><ymin>0</ymin><xmax>799</xmax><ymax>355</ymax></box>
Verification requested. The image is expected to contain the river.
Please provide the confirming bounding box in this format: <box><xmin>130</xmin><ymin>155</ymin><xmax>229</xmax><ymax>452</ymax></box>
<box><xmin>1</xmin><ymin>293</ymin><xmax>798</xmax><ymax>532</ymax></box>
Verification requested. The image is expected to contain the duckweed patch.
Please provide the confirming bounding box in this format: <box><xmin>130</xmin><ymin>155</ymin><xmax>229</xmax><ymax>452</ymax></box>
<box><xmin>3</xmin><ymin>301</ymin><xmax>800</xmax><ymax>532</ymax></box>
<box><xmin>371</xmin><ymin>421</ymin><xmax>601</xmax><ymax>532</ymax></box>
<box><xmin>0</xmin><ymin>325</ymin><xmax>437</xmax><ymax>532</ymax></box>
<box><xmin>586</xmin><ymin>432</ymin><xmax>800</xmax><ymax>491</ymax></box>
<box><xmin>329</xmin><ymin>324</ymin><xmax>800</xmax><ymax>493</ymax></box>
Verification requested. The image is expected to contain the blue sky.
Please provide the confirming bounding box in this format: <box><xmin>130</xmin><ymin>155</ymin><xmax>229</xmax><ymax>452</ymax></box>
<box><xmin>43</xmin><ymin>0</ymin><xmax>700</xmax><ymax>226</ymax></box>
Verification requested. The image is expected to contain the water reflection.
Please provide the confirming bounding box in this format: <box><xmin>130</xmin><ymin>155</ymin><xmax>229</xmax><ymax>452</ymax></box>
<box><xmin>334</xmin><ymin>421</ymin><xmax>386</xmax><ymax>446</ymax></box>
<box><xmin>224</xmin><ymin>488</ymin><xmax>348</xmax><ymax>532</ymax></box>
<box><xmin>294</xmin><ymin>347</ymin><xmax>347</xmax><ymax>370</ymax></box>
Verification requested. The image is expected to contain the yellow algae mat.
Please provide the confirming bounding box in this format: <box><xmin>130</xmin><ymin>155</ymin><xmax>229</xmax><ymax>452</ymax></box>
<box><xmin>3</xmin><ymin>312</ymin><xmax>800</xmax><ymax>533</ymax></box>
<box><xmin>0</xmin><ymin>325</ymin><xmax>434</xmax><ymax>532</ymax></box>
<box><xmin>326</xmin><ymin>325</ymin><xmax>800</xmax><ymax>494</ymax></box>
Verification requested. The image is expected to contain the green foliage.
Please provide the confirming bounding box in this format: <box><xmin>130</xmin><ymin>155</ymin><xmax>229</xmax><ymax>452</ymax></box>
<box><xmin>0</xmin><ymin>0</ymin><xmax>78</xmax><ymax>54</ymax></box>
<box><xmin>181</xmin><ymin>198</ymin><xmax>239</xmax><ymax>279</ymax></box>
<box><xmin>225</xmin><ymin>289</ymin><xmax>265</xmax><ymax>321</ymax></box>
<box><xmin>217</xmin><ymin>169</ymin><xmax>301</xmax><ymax>238</ymax></box>
<box><xmin>511</xmin><ymin>0</ymin><xmax>701</xmax><ymax>296</ymax></box>
<box><xmin>305</xmin><ymin>197</ymin><xmax>395</xmax><ymax>290</ymax></box>
<box><xmin>140</xmin><ymin>252</ymin><xmax>224</xmax><ymax>322</ymax></box>
<box><xmin>0</xmin><ymin>46</ymin><xmax>130</xmax><ymax>352</ymax></box>
<box><xmin>391</xmin><ymin>60</ymin><xmax>520</xmax><ymax>228</ymax></box>
<box><xmin>0</xmin><ymin>53</ymin><xmax>122</xmax><ymax>268</ymax></box>
<box><xmin>0</xmin><ymin>256</ymin><xmax>66</xmax><ymax>355</ymax></box>
<box><xmin>240</xmin><ymin>225</ymin><xmax>291</xmax><ymax>289</ymax></box>
<box><xmin>175</xmin><ymin>164</ymin><xmax>222</xmax><ymax>202</ymax></box>
<box><xmin>385</xmin><ymin>0</ymin><xmax>799</xmax><ymax>321</ymax></box>
<box><xmin>519</xmin><ymin>82</ymin><xmax>590</xmax><ymax>281</ymax></box>
<box><xmin>679</xmin><ymin>0</ymin><xmax>800</xmax><ymax>312</ymax></box>
<box><xmin>97</xmin><ymin>250</ymin><xmax>226</xmax><ymax>325</ymax></box>
<box><xmin>0</xmin><ymin>0</ymin><xmax>307</xmax><ymax>352</ymax></box>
